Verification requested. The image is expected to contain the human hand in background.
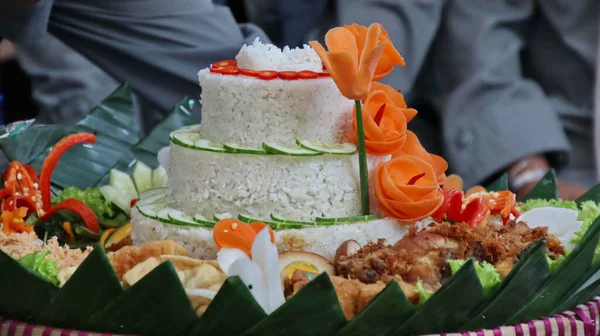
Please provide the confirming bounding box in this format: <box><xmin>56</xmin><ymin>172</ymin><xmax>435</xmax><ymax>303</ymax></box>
<box><xmin>508</xmin><ymin>155</ymin><xmax>586</xmax><ymax>201</ymax></box>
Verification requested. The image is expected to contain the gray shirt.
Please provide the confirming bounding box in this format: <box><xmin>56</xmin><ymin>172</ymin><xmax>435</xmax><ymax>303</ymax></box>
<box><xmin>430</xmin><ymin>0</ymin><xmax>598</xmax><ymax>187</ymax></box>
<box><xmin>0</xmin><ymin>0</ymin><xmax>269</xmax><ymax>119</ymax></box>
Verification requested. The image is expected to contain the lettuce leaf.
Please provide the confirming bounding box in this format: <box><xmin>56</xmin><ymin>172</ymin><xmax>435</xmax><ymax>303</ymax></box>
<box><xmin>546</xmin><ymin>254</ymin><xmax>566</xmax><ymax>272</ymax></box>
<box><xmin>448</xmin><ymin>259</ymin><xmax>501</xmax><ymax>295</ymax></box>
<box><xmin>571</xmin><ymin>201</ymin><xmax>600</xmax><ymax>261</ymax></box>
<box><xmin>415</xmin><ymin>280</ymin><xmax>433</xmax><ymax>306</ymax></box>
<box><xmin>520</xmin><ymin>199</ymin><xmax>578</xmax><ymax>212</ymax></box>
<box><xmin>19</xmin><ymin>250</ymin><xmax>60</xmax><ymax>286</ymax></box>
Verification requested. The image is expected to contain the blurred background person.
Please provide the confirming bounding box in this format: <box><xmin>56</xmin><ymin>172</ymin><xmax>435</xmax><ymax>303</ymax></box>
<box><xmin>430</xmin><ymin>0</ymin><xmax>598</xmax><ymax>200</ymax></box>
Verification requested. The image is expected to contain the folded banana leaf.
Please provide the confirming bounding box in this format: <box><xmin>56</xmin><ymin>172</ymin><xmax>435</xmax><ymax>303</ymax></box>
<box><xmin>334</xmin><ymin>280</ymin><xmax>415</xmax><ymax>336</ymax></box>
<box><xmin>391</xmin><ymin>260</ymin><xmax>485</xmax><ymax>335</ymax></box>
<box><xmin>36</xmin><ymin>246</ymin><xmax>123</xmax><ymax>330</ymax></box>
<box><xmin>187</xmin><ymin>276</ymin><xmax>265</xmax><ymax>336</ymax></box>
<box><xmin>506</xmin><ymin>215</ymin><xmax>600</xmax><ymax>324</ymax></box>
<box><xmin>522</xmin><ymin>169</ymin><xmax>558</xmax><ymax>201</ymax></box>
<box><xmin>85</xmin><ymin>261</ymin><xmax>196</xmax><ymax>335</ymax></box>
<box><xmin>486</xmin><ymin>173</ymin><xmax>509</xmax><ymax>192</ymax></box>
<box><xmin>577</xmin><ymin>184</ymin><xmax>600</xmax><ymax>205</ymax></box>
<box><xmin>461</xmin><ymin>240</ymin><xmax>550</xmax><ymax>330</ymax></box>
<box><xmin>242</xmin><ymin>273</ymin><xmax>347</xmax><ymax>336</ymax></box>
<box><xmin>0</xmin><ymin>250</ymin><xmax>58</xmax><ymax>321</ymax></box>
<box><xmin>555</xmin><ymin>277</ymin><xmax>600</xmax><ymax>314</ymax></box>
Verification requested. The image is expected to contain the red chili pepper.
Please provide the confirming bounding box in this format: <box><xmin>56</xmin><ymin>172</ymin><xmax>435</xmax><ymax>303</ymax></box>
<box><xmin>221</xmin><ymin>67</ymin><xmax>240</xmax><ymax>75</ymax></box>
<box><xmin>407</xmin><ymin>173</ymin><xmax>426</xmax><ymax>186</ymax></box>
<box><xmin>278</xmin><ymin>71</ymin><xmax>299</xmax><ymax>80</ymax></box>
<box><xmin>431</xmin><ymin>188</ymin><xmax>463</xmax><ymax>222</ymax></box>
<box><xmin>130</xmin><ymin>199</ymin><xmax>138</xmax><ymax>207</ymax></box>
<box><xmin>459</xmin><ymin>198</ymin><xmax>491</xmax><ymax>227</ymax></box>
<box><xmin>40</xmin><ymin>198</ymin><xmax>99</xmax><ymax>233</ymax></box>
<box><xmin>212</xmin><ymin>60</ymin><xmax>237</xmax><ymax>68</ymax></box>
<box><xmin>239</xmin><ymin>68</ymin><xmax>258</xmax><ymax>77</ymax></box>
<box><xmin>0</xmin><ymin>189</ymin><xmax>13</xmax><ymax>201</ymax></box>
<box><xmin>258</xmin><ymin>70</ymin><xmax>279</xmax><ymax>80</ymax></box>
<box><xmin>373</xmin><ymin>103</ymin><xmax>386</xmax><ymax>126</ymax></box>
<box><xmin>39</xmin><ymin>133</ymin><xmax>96</xmax><ymax>212</ymax></box>
<box><xmin>318</xmin><ymin>72</ymin><xmax>331</xmax><ymax>77</ymax></box>
<box><xmin>23</xmin><ymin>165</ymin><xmax>39</xmax><ymax>184</ymax></box>
<box><xmin>209</xmin><ymin>67</ymin><xmax>225</xmax><ymax>74</ymax></box>
<box><xmin>3</xmin><ymin>196</ymin><xmax>37</xmax><ymax>216</ymax></box>
<box><xmin>297</xmin><ymin>70</ymin><xmax>318</xmax><ymax>79</ymax></box>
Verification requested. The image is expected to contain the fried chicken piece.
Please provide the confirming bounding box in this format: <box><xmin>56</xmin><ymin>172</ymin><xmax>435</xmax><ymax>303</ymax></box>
<box><xmin>108</xmin><ymin>240</ymin><xmax>188</xmax><ymax>280</ymax></box>
<box><xmin>336</xmin><ymin>221</ymin><xmax>564</xmax><ymax>286</ymax></box>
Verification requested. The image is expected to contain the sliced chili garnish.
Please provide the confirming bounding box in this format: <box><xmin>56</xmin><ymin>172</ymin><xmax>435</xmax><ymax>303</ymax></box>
<box><xmin>460</xmin><ymin>198</ymin><xmax>491</xmax><ymax>227</ymax></box>
<box><xmin>24</xmin><ymin>165</ymin><xmax>39</xmax><ymax>184</ymax></box>
<box><xmin>297</xmin><ymin>70</ymin><xmax>318</xmax><ymax>79</ymax></box>
<box><xmin>40</xmin><ymin>198</ymin><xmax>99</xmax><ymax>233</ymax></box>
<box><xmin>444</xmin><ymin>189</ymin><xmax>465</xmax><ymax>221</ymax></box>
<box><xmin>278</xmin><ymin>71</ymin><xmax>298</xmax><ymax>80</ymax></box>
<box><xmin>209</xmin><ymin>66</ymin><xmax>228</xmax><ymax>74</ymax></box>
<box><xmin>130</xmin><ymin>199</ymin><xmax>138</xmax><ymax>207</ymax></box>
<box><xmin>239</xmin><ymin>68</ymin><xmax>258</xmax><ymax>77</ymax></box>
<box><xmin>257</xmin><ymin>70</ymin><xmax>279</xmax><ymax>80</ymax></box>
<box><xmin>212</xmin><ymin>60</ymin><xmax>237</xmax><ymax>68</ymax></box>
<box><xmin>39</xmin><ymin>133</ymin><xmax>96</xmax><ymax>211</ymax></box>
<box><xmin>221</xmin><ymin>67</ymin><xmax>240</xmax><ymax>75</ymax></box>
<box><xmin>3</xmin><ymin>196</ymin><xmax>37</xmax><ymax>215</ymax></box>
<box><xmin>318</xmin><ymin>71</ymin><xmax>331</xmax><ymax>77</ymax></box>
<box><xmin>373</xmin><ymin>103</ymin><xmax>386</xmax><ymax>126</ymax></box>
<box><xmin>63</xmin><ymin>222</ymin><xmax>75</xmax><ymax>242</ymax></box>
<box><xmin>407</xmin><ymin>173</ymin><xmax>426</xmax><ymax>186</ymax></box>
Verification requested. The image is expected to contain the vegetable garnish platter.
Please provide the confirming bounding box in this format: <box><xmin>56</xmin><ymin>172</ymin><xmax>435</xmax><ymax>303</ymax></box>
<box><xmin>1</xmin><ymin>23</ymin><xmax>600</xmax><ymax>336</ymax></box>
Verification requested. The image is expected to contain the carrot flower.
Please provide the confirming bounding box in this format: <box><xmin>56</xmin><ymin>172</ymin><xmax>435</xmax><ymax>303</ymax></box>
<box><xmin>374</xmin><ymin>155</ymin><xmax>444</xmax><ymax>222</ymax></box>
<box><xmin>393</xmin><ymin>131</ymin><xmax>448</xmax><ymax>184</ymax></box>
<box><xmin>347</xmin><ymin>89</ymin><xmax>409</xmax><ymax>156</ymax></box>
<box><xmin>344</xmin><ymin>24</ymin><xmax>405</xmax><ymax>81</ymax></box>
<box><xmin>309</xmin><ymin>23</ymin><xmax>401</xmax><ymax>100</ymax></box>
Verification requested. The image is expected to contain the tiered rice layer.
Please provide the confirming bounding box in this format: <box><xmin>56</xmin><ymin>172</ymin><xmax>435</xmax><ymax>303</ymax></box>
<box><xmin>166</xmin><ymin>142</ymin><xmax>387</xmax><ymax>221</ymax></box>
<box><xmin>197</xmin><ymin>70</ymin><xmax>354</xmax><ymax>146</ymax></box>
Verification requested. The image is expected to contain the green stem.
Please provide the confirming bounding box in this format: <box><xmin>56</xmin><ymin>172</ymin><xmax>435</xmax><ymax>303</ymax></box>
<box><xmin>355</xmin><ymin>99</ymin><xmax>370</xmax><ymax>215</ymax></box>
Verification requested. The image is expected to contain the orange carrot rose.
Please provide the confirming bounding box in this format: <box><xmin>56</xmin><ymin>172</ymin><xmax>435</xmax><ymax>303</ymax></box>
<box><xmin>309</xmin><ymin>23</ymin><xmax>403</xmax><ymax>100</ymax></box>
<box><xmin>347</xmin><ymin>89</ymin><xmax>408</xmax><ymax>156</ymax></box>
<box><xmin>393</xmin><ymin>131</ymin><xmax>448</xmax><ymax>183</ymax></box>
<box><xmin>374</xmin><ymin>155</ymin><xmax>444</xmax><ymax>222</ymax></box>
<box><xmin>368</xmin><ymin>82</ymin><xmax>416</xmax><ymax>122</ymax></box>
<box><xmin>344</xmin><ymin>24</ymin><xmax>405</xmax><ymax>81</ymax></box>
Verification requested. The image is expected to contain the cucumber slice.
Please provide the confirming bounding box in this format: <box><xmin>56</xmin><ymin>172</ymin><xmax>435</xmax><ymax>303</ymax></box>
<box><xmin>193</xmin><ymin>214</ymin><xmax>217</xmax><ymax>227</ymax></box>
<box><xmin>315</xmin><ymin>214</ymin><xmax>378</xmax><ymax>223</ymax></box>
<box><xmin>139</xmin><ymin>187</ymin><xmax>168</xmax><ymax>200</ymax></box>
<box><xmin>213</xmin><ymin>212</ymin><xmax>235</xmax><ymax>221</ymax></box>
<box><xmin>296</xmin><ymin>140</ymin><xmax>357</xmax><ymax>155</ymax></box>
<box><xmin>170</xmin><ymin>132</ymin><xmax>201</xmax><ymax>148</ymax></box>
<box><xmin>238</xmin><ymin>213</ymin><xmax>268</xmax><ymax>224</ymax></box>
<box><xmin>168</xmin><ymin>209</ymin><xmax>201</xmax><ymax>226</ymax></box>
<box><xmin>267</xmin><ymin>221</ymin><xmax>305</xmax><ymax>230</ymax></box>
<box><xmin>99</xmin><ymin>185</ymin><xmax>131</xmax><ymax>215</ymax></box>
<box><xmin>262</xmin><ymin>143</ymin><xmax>323</xmax><ymax>157</ymax></box>
<box><xmin>156</xmin><ymin>207</ymin><xmax>175</xmax><ymax>223</ymax></box>
<box><xmin>132</xmin><ymin>161</ymin><xmax>153</xmax><ymax>193</ymax></box>
<box><xmin>270</xmin><ymin>214</ymin><xmax>318</xmax><ymax>225</ymax></box>
<box><xmin>152</xmin><ymin>166</ymin><xmax>168</xmax><ymax>188</ymax></box>
<box><xmin>223</xmin><ymin>143</ymin><xmax>267</xmax><ymax>154</ymax></box>
<box><xmin>137</xmin><ymin>194</ymin><xmax>167</xmax><ymax>207</ymax></box>
<box><xmin>109</xmin><ymin>169</ymin><xmax>138</xmax><ymax>201</ymax></box>
<box><xmin>137</xmin><ymin>203</ymin><xmax>165</xmax><ymax>219</ymax></box>
<box><xmin>193</xmin><ymin>139</ymin><xmax>226</xmax><ymax>153</ymax></box>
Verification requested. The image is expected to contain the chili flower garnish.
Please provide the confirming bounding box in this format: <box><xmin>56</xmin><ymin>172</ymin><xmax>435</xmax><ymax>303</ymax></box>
<box><xmin>0</xmin><ymin>133</ymin><xmax>100</xmax><ymax>234</ymax></box>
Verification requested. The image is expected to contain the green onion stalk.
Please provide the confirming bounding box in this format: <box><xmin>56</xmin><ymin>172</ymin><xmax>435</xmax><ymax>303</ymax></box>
<box><xmin>354</xmin><ymin>99</ymin><xmax>370</xmax><ymax>215</ymax></box>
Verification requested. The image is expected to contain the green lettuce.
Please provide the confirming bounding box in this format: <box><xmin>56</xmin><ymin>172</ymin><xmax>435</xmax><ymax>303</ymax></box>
<box><xmin>546</xmin><ymin>254</ymin><xmax>566</xmax><ymax>272</ymax></box>
<box><xmin>53</xmin><ymin>187</ymin><xmax>120</xmax><ymax>219</ymax></box>
<box><xmin>520</xmin><ymin>199</ymin><xmax>578</xmax><ymax>212</ymax></box>
<box><xmin>415</xmin><ymin>280</ymin><xmax>433</xmax><ymax>306</ymax></box>
<box><xmin>19</xmin><ymin>250</ymin><xmax>59</xmax><ymax>285</ymax></box>
<box><xmin>448</xmin><ymin>259</ymin><xmax>501</xmax><ymax>295</ymax></box>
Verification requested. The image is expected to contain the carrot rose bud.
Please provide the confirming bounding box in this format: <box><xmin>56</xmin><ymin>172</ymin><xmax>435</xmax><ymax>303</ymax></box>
<box><xmin>374</xmin><ymin>155</ymin><xmax>444</xmax><ymax>222</ymax></box>
<box><xmin>393</xmin><ymin>131</ymin><xmax>448</xmax><ymax>184</ymax></box>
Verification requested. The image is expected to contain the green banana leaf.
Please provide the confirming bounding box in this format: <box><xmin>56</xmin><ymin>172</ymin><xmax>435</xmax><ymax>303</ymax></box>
<box><xmin>242</xmin><ymin>273</ymin><xmax>347</xmax><ymax>336</ymax></box>
<box><xmin>461</xmin><ymin>240</ymin><xmax>550</xmax><ymax>330</ymax></box>
<box><xmin>335</xmin><ymin>280</ymin><xmax>415</xmax><ymax>336</ymax></box>
<box><xmin>522</xmin><ymin>169</ymin><xmax>558</xmax><ymax>201</ymax></box>
<box><xmin>486</xmin><ymin>173</ymin><xmax>509</xmax><ymax>192</ymax></box>
<box><xmin>555</xmin><ymin>277</ymin><xmax>600</xmax><ymax>314</ymax></box>
<box><xmin>36</xmin><ymin>246</ymin><xmax>123</xmax><ymax>330</ymax></box>
<box><xmin>392</xmin><ymin>260</ymin><xmax>485</xmax><ymax>335</ymax></box>
<box><xmin>187</xmin><ymin>276</ymin><xmax>266</xmax><ymax>336</ymax></box>
<box><xmin>577</xmin><ymin>183</ymin><xmax>600</xmax><ymax>205</ymax></box>
<box><xmin>0</xmin><ymin>250</ymin><xmax>58</xmax><ymax>321</ymax></box>
<box><xmin>507</xmin><ymin>215</ymin><xmax>600</xmax><ymax>324</ymax></box>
